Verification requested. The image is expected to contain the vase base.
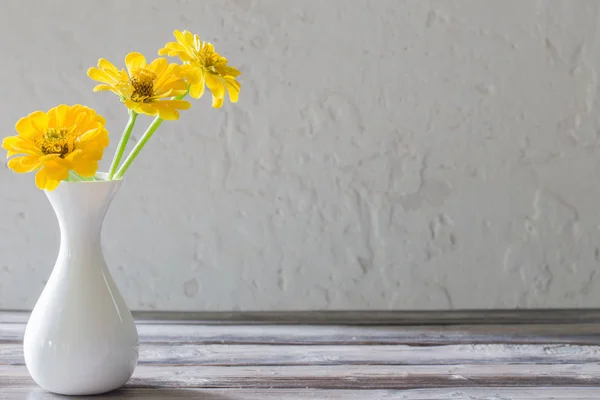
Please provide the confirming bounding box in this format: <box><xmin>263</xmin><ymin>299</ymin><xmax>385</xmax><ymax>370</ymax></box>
<box><xmin>32</xmin><ymin>372</ymin><xmax>134</xmax><ymax>396</ymax></box>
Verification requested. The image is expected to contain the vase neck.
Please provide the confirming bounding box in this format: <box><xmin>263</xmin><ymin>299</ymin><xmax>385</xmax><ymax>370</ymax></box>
<box><xmin>46</xmin><ymin>179</ymin><xmax>122</xmax><ymax>254</ymax></box>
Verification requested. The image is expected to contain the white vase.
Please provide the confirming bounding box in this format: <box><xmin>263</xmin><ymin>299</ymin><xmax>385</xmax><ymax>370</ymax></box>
<box><xmin>23</xmin><ymin>174</ymin><xmax>139</xmax><ymax>395</ymax></box>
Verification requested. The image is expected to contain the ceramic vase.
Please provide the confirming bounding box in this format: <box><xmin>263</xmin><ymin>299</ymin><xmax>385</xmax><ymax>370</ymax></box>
<box><xmin>23</xmin><ymin>174</ymin><xmax>138</xmax><ymax>395</ymax></box>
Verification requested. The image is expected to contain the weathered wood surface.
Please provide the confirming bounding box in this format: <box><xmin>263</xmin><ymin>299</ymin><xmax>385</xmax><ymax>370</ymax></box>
<box><xmin>3</xmin><ymin>322</ymin><xmax>600</xmax><ymax>345</ymax></box>
<box><xmin>3</xmin><ymin>387</ymin><xmax>600</xmax><ymax>400</ymax></box>
<box><xmin>2</xmin><ymin>343</ymin><xmax>600</xmax><ymax>366</ymax></box>
<box><xmin>3</xmin><ymin>364</ymin><xmax>600</xmax><ymax>389</ymax></box>
<box><xmin>2</xmin><ymin>311</ymin><xmax>600</xmax><ymax>399</ymax></box>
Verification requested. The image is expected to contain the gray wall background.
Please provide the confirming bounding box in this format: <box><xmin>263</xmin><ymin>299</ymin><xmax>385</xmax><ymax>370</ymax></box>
<box><xmin>1</xmin><ymin>0</ymin><xmax>600</xmax><ymax>310</ymax></box>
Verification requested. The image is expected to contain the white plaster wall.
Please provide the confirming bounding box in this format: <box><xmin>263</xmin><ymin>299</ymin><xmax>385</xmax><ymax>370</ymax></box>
<box><xmin>1</xmin><ymin>0</ymin><xmax>600</xmax><ymax>310</ymax></box>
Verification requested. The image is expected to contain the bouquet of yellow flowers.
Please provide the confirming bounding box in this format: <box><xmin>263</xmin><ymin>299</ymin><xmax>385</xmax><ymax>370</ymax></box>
<box><xmin>3</xmin><ymin>30</ymin><xmax>241</xmax><ymax>190</ymax></box>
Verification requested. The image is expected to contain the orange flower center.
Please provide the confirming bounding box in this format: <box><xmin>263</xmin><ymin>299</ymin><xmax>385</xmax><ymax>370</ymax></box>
<box><xmin>130</xmin><ymin>68</ymin><xmax>157</xmax><ymax>103</ymax></box>
<box><xmin>200</xmin><ymin>50</ymin><xmax>217</xmax><ymax>66</ymax></box>
<box><xmin>38</xmin><ymin>128</ymin><xmax>74</xmax><ymax>157</ymax></box>
<box><xmin>194</xmin><ymin>45</ymin><xmax>222</xmax><ymax>73</ymax></box>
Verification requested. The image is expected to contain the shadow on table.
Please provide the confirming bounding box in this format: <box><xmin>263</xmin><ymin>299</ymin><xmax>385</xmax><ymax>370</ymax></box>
<box><xmin>24</xmin><ymin>387</ymin><xmax>235</xmax><ymax>399</ymax></box>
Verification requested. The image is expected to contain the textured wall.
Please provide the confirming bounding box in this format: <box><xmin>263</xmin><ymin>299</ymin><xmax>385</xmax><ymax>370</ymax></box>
<box><xmin>1</xmin><ymin>0</ymin><xmax>600</xmax><ymax>310</ymax></box>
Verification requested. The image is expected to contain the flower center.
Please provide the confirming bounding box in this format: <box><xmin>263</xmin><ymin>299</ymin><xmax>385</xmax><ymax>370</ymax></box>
<box><xmin>196</xmin><ymin>45</ymin><xmax>220</xmax><ymax>71</ymax></box>
<box><xmin>130</xmin><ymin>68</ymin><xmax>157</xmax><ymax>103</ymax></box>
<box><xmin>38</xmin><ymin>128</ymin><xmax>74</xmax><ymax>157</ymax></box>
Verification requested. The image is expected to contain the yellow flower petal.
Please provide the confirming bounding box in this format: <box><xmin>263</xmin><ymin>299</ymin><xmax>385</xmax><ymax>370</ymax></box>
<box><xmin>50</xmin><ymin>104</ymin><xmax>70</xmax><ymax>127</ymax></box>
<box><xmin>87</xmin><ymin>67</ymin><xmax>117</xmax><ymax>85</ymax></box>
<box><xmin>40</xmin><ymin>154</ymin><xmax>61</xmax><ymax>163</ymax></box>
<box><xmin>165</xmin><ymin>100</ymin><xmax>191</xmax><ymax>110</ymax></box>
<box><xmin>205</xmin><ymin>73</ymin><xmax>225</xmax><ymax>108</ymax></box>
<box><xmin>78</xmin><ymin>127</ymin><xmax>104</xmax><ymax>144</ymax></box>
<box><xmin>125</xmin><ymin>52</ymin><xmax>147</xmax><ymax>76</ymax></box>
<box><xmin>15</xmin><ymin>118</ymin><xmax>39</xmax><ymax>139</ymax></box>
<box><xmin>212</xmin><ymin>95</ymin><xmax>224</xmax><ymax>108</ymax></box>
<box><xmin>222</xmin><ymin>65</ymin><xmax>242</xmax><ymax>78</ymax></box>
<box><xmin>93</xmin><ymin>84</ymin><xmax>114</xmax><ymax>92</ymax></box>
<box><xmin>148</xmin><ymin>57</ymin><xmax>168</xmax><ymax>75</ymax></box>
<box><xmin>75</xmin><ymin>142</ymin><xmax>105</xmax><ymax>160</ymax></box>
<box><xmin>94</xmin><ymin>113</ymin><xmax>106</xmax><ymax>127</ymax></box>
<box><xmin>7</xmin><ymin>156</ymin><xmax>41</xmax><ymax>173</ymax></box>
<box><xmin>29</xmin><ymin>111</ymin><xmax>50</xmax><ymax>130</ymax></box>
<box><xmin>150</xmin><ymin>75</ymin><xmax>189</xmax><ymax>97</ymax></box>
<box><xmin>5</xmin><ymin>104</ymin><xmax>109</xmax><ymax>190</ymax></box>
<box><xmin>2</xmin><ymin>136</ymin><xmax>41</xmax><ymax>157</ymax></box>
<box><xmin>124</xmin><ymin>99</ymin><xmax>151</xmax><ymax>117</ymax></box>
<box><xmin>179</xmin><ymin>64</ymin><xmax>203</xmax><ymax>84</ymax></box>
<box><xmin>35</xmin><ymin>164</ymin><xmax>67</xmax><ymax>191</ymax></box>
<box><xmin>90</xmin><ymin>54</ymin><xmax>191</xmax><ymax>116</ymax></box>
<box><xmin>225</xmin><ymin>78</ymin><xmax>240</xmax><ymax>103</ymax></box>
<box><xmin>153</xmin><ymin>103</ymin><xmax>180</xmax><ymax>120</ymax></box>
<box><xmin>189</xmin><ymin>81</ymin><xmax>205</xmax><ymax>99</ymax></box>
<box><xmin>158</xmin><ymin>43</ymin><xmax>193</xmax><ymax>61</ymax></box>
<box><xmin>97</xmin><ymin>58</ymin><xmax>120</xmax><ymax>74</ymax></box>
<box><xmin>152</xmin><ymin>64</ymin><xmax>179</xmax><ymax>90</ymax></box>
<box><xmin>72</xmin><ymin>158</ymin><xmax>98</xmax><ymax>177</ymax></box>
<box><xmin>205</xmin><ymin>73</ymin><xmax>225</xmax><ymax>98</ymax></box>
<box><xmin>160</xmin><ymin>31</ymin><xmax>240</xmax><ymax>107</ymax></box>
<box><xmin>15</xmin><ymin>111</ymin><xmax>49</xmax><ymax>138</ymax></box>
<box><xmin>173</xmin><ymin>30</ymin><xmax>187</xmax><ymax>45</ymax></box>
<box><xmin>62</xmin><ymin>149</ymin><xmax>82</xmax><ymax>163</ymax></box>
<box><xmin>35</xmin><ymin>168</ymin><xmax>59</xmax><ymax>191</ymax></box>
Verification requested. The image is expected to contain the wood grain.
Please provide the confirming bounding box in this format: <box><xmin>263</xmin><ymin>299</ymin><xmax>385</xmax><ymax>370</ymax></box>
<box><xmin>2</xmin><ymin>343</ymin><xmax>599</xmax><ymax>366</ymax></box>
<box><xmin>3</xmin><ymin>311</ymin><xmax>600</xmax><ymax>397</ymax></box>
<box><xmin>3</xmin><ymin>322</ymin><xmax>600</xmax><ymax>345</ymax></box>
<box><xmin>3</xmin><ymin>387</ymin><xmax>600</xmax><ymax>400</ymax></box>
<box><xmin>3</xmin><ymin>364</ymin><xmax>600</xmax><ymax>389</ymax></box>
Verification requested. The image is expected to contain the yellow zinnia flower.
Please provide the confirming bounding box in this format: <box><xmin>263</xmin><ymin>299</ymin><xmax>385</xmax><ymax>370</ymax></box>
<box><xmin>87</xmin><ymin>52</ymin><xmax>191</xmax><ymax>120</ymax></box>
<box><xmin>2</xmin><ymin>105</ymin><xmax>109</xmax><ymax>191</ymax></box>
<box><xmin>159</xmin><ymin>30</ymin><xmax>241</xmax><ymax>108</ymax></box>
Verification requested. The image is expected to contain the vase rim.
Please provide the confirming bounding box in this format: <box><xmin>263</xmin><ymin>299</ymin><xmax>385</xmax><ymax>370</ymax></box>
<box><xmin>63</xmin><ymin>172</ymin><xmax>122</xmax><ymax>185</ymax></box>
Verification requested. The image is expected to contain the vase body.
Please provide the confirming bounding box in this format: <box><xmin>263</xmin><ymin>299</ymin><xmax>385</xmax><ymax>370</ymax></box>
<box><xmin>23</xmin><ymin>176</ymin><xmax>138</xmax><ymax>395</ymax></box>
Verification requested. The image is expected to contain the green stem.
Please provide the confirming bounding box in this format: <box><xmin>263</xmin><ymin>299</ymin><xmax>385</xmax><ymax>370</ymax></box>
<box><xmin>109</xmin><ymin>110</ymin><xmax>138</xmax><ymax>180</ymax></box>
<box><xmin>67</xmin><ymin>171</ymin><xmax>82</xmax><ymax>182</ymax></box>
<box><xmin>111</xmin><ymin>86</ymin><xmax>189</xmax><ymax>179</ymax></box>
<box><xmin>67</xmin><ymin>171</ymin><xmax>96</xmax><ymax>182</ymax></box>
<box><xmin>114</xmin><ymin>116</ymin><xmax>163</xmax><ymax>179</ymax></box>
<box><xmin>174</xmin><ymin>89</ymin><xmax>189</xmax><ymax>100</ymax></box>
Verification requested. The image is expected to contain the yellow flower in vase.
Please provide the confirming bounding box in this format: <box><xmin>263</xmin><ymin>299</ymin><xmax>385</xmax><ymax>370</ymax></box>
<box><xmin>88</xmin><ymin>52</ymin><xmax>191</xmax><ymax>120</ymax></box>
<box><xmin>159</xmin><ymin>30</ymin><xmax>241</xmax><ymax>108</ymax></box>
<box><xmin>2</xmin><ymin>105</ymin><xmax>109</xmax><ymax>190</ymax></box>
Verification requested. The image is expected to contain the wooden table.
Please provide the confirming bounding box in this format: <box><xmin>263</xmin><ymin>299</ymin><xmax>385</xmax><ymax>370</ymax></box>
<box><xmin>1</xmin><ymin>310</ymin><xmax>600</xmax><ymax>399</ymax></box>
